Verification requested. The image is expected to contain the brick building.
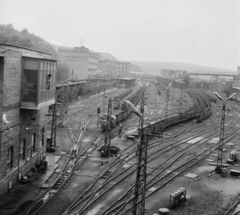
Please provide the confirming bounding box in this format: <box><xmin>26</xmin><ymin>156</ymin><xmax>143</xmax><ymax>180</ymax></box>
<box><xmin>58</xmin><ymin>46</ymin><xmax>101</xmax><ymax>80</ymax></box>
<box><xmin>0</xmin><ymin>44</ymin><xmax>56</xmax><ymax>195</ymax></box>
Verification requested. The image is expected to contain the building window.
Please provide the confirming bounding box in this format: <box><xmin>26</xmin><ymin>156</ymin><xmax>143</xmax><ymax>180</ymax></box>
<box><xmin>32</xmin><ymin>133</ymin><xmax>36</xmax><ymax>153</ymax></box>
<box><xmin>20</xmin><ymin>139</ymin><xmax>26</xmax><ymax>160</ymax></box>
<box><xmin>7</xmin><ymin>146</ymin><xmax>13</xmax><ymax>170</ymax></box>
<box><xmin>29</xmin><ymin>133</ymin><xmax>36</xmax><ymax>158</ymax></box>
<box><xmin>46</xmin><ymin>73</ymin><xmax>52</xmax><ymax>90</ymax></box>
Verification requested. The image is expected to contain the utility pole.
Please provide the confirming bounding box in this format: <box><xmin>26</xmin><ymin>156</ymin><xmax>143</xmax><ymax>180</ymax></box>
<box><xmin>132</xmin><ymin>90</ymin><xmax>148</xmax><ymax>215</ymax></box>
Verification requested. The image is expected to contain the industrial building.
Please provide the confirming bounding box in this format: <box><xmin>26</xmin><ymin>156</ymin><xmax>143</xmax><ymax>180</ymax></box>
<box><xmin>0</xmin><ymin>43</ymin><xmax>56</xmax><ymax>195</ymax></box>
<box><xmin>99</xmin><ymin>59</ymin><xmax>119</xmax><ymax>78</ymax></box>
<box><xmin>58</xmin><ymin>46</ymin><xmax>101</xmax><ymax>80</ymax></box>
<box><xmin>117</xmin><ymin>61</ymin><xmax>131</xmax><ymax>77</ymax></box>
<box><xmin>161</xmin><ymin>69</ymin><xmax>187</xmax><ymax>78</ymax></box>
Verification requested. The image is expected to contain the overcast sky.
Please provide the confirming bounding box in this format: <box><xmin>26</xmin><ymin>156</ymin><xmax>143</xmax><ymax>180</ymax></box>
<box><xmin>0</xmin><ymin>0</ymin><xmax>239</xmax><ymax>70</ymax></box>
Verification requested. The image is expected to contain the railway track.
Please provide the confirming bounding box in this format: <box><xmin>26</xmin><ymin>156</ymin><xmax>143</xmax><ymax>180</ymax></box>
<box><xmin>21</xmin><ymin>86</ymin><xmax>143</xmax><ymax>215</ymax></box>
<box><xmin>19</xmin><ymin>86</ymin><xmax>223</xmax><ymax>215</ymax></box>
<box><xmin>61</xmin><ymin>100</ymin><xmax>236</xmax><ymax>215</ymax></box>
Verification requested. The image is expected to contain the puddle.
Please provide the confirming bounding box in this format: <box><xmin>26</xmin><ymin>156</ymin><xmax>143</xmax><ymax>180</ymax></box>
<box><xmin>195</xmin><ymin>166</ymin><xmax>215</xmax><ymax>173</ymax></box>
<box><xmin>88</xmin><ymin>188</ymin><xmax>122</xmax><ymax>215</ymax></box>
<box><xmin>180</xmin><ymin>137</ymin><xmax>193</xmax><ymax>143</ymax></box>
<box><xmin>111</xmin><ymin>188</ymin><xmax>122</xmax><ymax>196</ymax></box>
<box><xmin>187</xmin><ymin>137</ymin><xmax>204</xmax><ymax>144</ymax></box>
<box><xmin>46</xmin><ymin>155</ymin><xmax>60</xmax><ymax>166</ymax></box>
<box><xmin>148</xmin><ymin>187</ymin><xmax>157</xmax><ymax>192</ymax></box>
<box><xmin>86</xmin><ymin>203</ymin><xmax>104</xmax><ymax>215</ymax></box>
<box><xmin>83</xmin><ymin>138</ymin><xmax>91</xmax><ymax>142</ymax></box>
<box><xmin>208</xmin><ymin>137</ymin><xmax>220</xmax><ymax>143</ymax></box>
<box><xmin>233</xmin><ymin>203</ymin><xmax>240</xmax><ymax>214</ymax></box>
<box><xmin>123</xmin><ymin>163</ymin><xmax>131</xmax><ymax>168</ymax></box>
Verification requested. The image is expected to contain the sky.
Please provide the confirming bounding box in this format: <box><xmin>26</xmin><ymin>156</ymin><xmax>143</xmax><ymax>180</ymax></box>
<box><xmin>0</xmin><ymin>0</ymin><xmax>239</xmax><ymax>70</ymax></box>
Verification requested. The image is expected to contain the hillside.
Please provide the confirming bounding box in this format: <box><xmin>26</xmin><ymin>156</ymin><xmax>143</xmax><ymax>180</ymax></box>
<box><xmin>129</xmin><ymin>61</ymin><xmax>236</xmax><ymax>76</ymax></box>
<box><xmin>99</xmin><ymin>52</ymin><xmax>118</xmax><ymax>61</ymax></box>
<box><xmin>0</xmin><ymin>24</ymin><xmax>57</xmax><ymax>58</ymax></box>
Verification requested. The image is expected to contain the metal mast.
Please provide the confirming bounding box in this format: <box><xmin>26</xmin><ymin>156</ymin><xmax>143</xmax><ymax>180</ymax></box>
<box><xmin>165</xmin><ymin>85</ymin><xmax>170</xmax><ymax>128</ymax></box>
<box><xmin>103</xmin><ymin>97</ymin><xmax>112</xmax><ymax>157</ymax></box>
<box><xmin>179</xmin><ymin>83</ymin><xmax>183</xmax><ymax>121</ymax></box>
<box><xmin>47</xmin><ymin>103</ymin><xmax>57</xmax><ymax>147</ymax></box>
<box><xmin>48</xmin><ymin>78</ymin><xmax>71</xmax><ymax>147</ymax></box>
<box><xmin>214</xmin><ymin>92</ymin><xmax>236</xmax><ymax>173</ymax></box>
<box><xmin>132</xmin><ymin>90</ymin><xmax>148</xmax><ymax>215</ymax></box>
<box><xmin>103</xmin><ymin>81</ymin><xmax>106</xmax><ymax>113</ymax></box>
<box><xmin>216</xmin><ymin>100</ymin><xmax>226</xmax><ymax>171</ymax></box>
<box><xmin>59</xmin><ymin>83</ymin><xmax>69</xmax><ymax>126</ymax></box>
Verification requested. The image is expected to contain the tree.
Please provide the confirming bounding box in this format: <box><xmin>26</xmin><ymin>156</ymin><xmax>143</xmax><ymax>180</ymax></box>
<box><xmin>0</xmin><ymin>24</ymin><xmax>57</xmax><ymax>57</ymax></box>
<box><xmin>56</xmin><ymin>63</ymin><xmax>70</xmax><ymax>84</ymax></box>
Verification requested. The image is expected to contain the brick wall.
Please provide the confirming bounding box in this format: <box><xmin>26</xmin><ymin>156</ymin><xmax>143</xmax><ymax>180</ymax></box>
<box><xmin>0</xmin><ymin>50</ymin><xmax>22</xmax><ymax>194</ymax></box>
<box><xmin>0</xmin><ymin>49</ymin><xmax>53</xmax><ymax>196</ymax></box>
<box><xmin>0</xmin><ymin>57</ymin><xmax>3</xmax><ymax>148</ymax></box>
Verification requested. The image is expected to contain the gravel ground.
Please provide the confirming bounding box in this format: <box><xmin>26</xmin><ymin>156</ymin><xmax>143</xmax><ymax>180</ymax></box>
<box><xmin>10</xmin><ymin>86</ymin><xmax>240</xmax><ymax>215</ymax></box>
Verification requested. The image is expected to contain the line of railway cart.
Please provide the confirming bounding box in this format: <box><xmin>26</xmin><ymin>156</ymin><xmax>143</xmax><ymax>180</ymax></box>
<box><xmin>101</xmin><ymin>84</ymin><xmax>214</xmax><ymax>137</ymax></box>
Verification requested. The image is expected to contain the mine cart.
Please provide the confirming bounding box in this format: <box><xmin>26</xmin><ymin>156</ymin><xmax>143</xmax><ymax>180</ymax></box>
<box><xmin>170</xmin><ymin>187</ymin><xmax>186</xmax><ymax>205</ymax></box>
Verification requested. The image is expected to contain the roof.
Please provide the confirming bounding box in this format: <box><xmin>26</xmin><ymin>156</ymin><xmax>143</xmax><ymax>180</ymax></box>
<box><xmin>129</xmin><ymin>71</ymin><xmax>144</xmax><ymax>74</ymax></box>
<box><xmin>0</xmin><ymin>43</ymin><xmax>51</xmax><ymax>55</ymax></box>
<box><xmin>56</xmin><ymin>80</ymin><xmax>89</xmax><ymax>88</ymax></box>
<box><xmin>117</xmin><ymin>77</ymin><xmax>136</xmax><ymax>81</ymax></box>
<box><xmin>232</xmin><ymin>87</ymin><xmax>240</xmax><ymax>90</ymax></box>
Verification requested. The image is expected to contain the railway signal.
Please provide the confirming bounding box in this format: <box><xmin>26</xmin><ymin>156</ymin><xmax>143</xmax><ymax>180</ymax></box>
<box><xmin>214</xmin><ymin>92</ymin><xmax>236</xmax><ymax>173</ymax></box>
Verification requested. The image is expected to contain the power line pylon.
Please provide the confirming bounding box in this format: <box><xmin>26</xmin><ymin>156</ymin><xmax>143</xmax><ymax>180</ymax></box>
<box><xmin>165</xmin><ymin>83</ymin><xmax>171</xmax><ymax>128</ymax></box>
<box><xmin>101</xmin><ymin>97</ymin><xmax>112</xmax><ymax>157</ymax></box>
<box><xmin>132</xmin><ymin>91</ymin><xmax>148</xmax><ymax>215</ymax></box>
<box><xmin>179</xmin><ymin>83</ymin><xmax>183</xmax><ymax>121</ymax></box>
<box><xmin>46</xmin><ymin>103</ymin><xmax>58</xmax><ymax>147</ymax></box>
<box><xmin>48</xmin><ymin>78</ymin><xmax>71</xmax><ymax>147</ymax></box>
<box><xmin>58</xmin><ymin>83</ymin><xmax>69</xmax><ymax>126</ymax></box>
